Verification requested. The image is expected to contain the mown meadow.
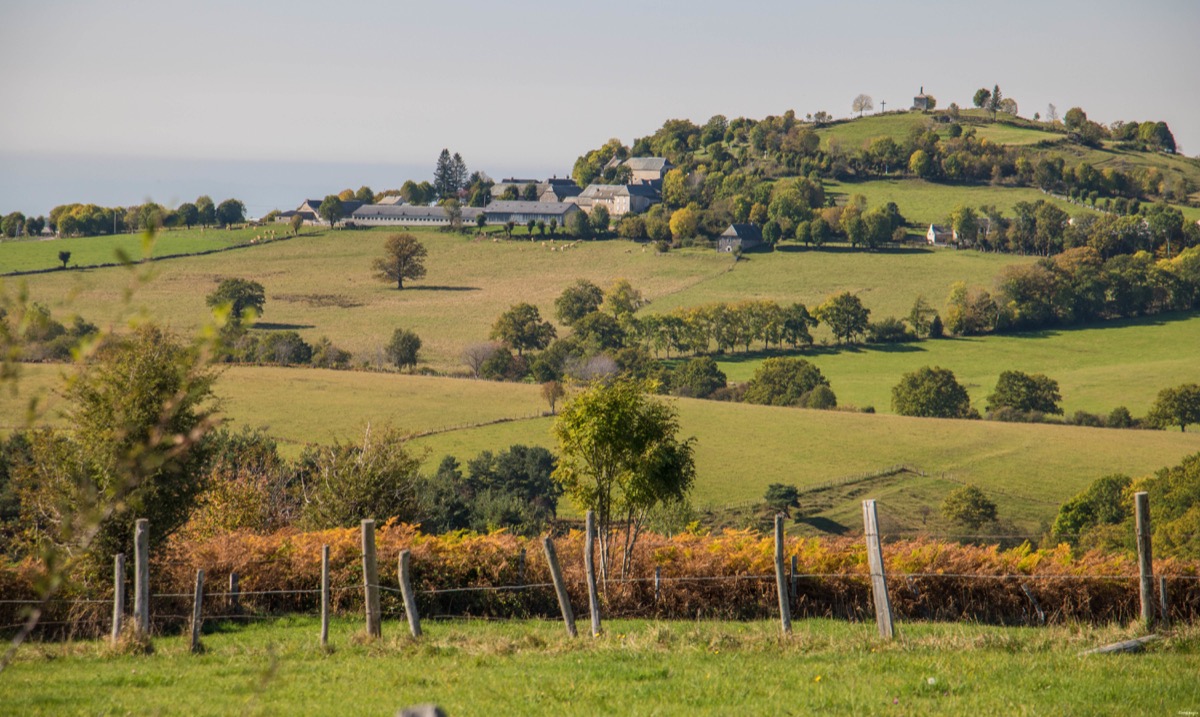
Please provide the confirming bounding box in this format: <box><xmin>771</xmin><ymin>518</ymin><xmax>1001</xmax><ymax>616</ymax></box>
<box><xmin>2</xmin><ymin>618</ymin><xmax>1196</xmax><ymax>716</ymax></box>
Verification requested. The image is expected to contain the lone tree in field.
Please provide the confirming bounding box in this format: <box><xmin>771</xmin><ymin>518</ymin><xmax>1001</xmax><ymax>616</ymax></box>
<box><xmin>852</xmin><ymin>94</ymin><xmax>874</xmax><ymax>117</ymax></box>
<box><xmin>57</xmin><ymin>250</ymin><xmax>71</xmax><ymax>269</ymax></box>
<box><xmin>385</xmin><ymin>328</ymin><xmax>422</xmax><ymax>370</ymax></box>
<box><xmin>318</xmin><ymin>195</ymin><xmax>343</xmax><ymax>229</ymax></box>
<box><xmin>764</xmin><ymin>483</ymin><xmax>800</xmax><ymax>517</ymax></box>
<box><xmin>892</xmin><ymin>366</ymin><xmax>973</xmax><ymax>418</ymax></box>
<box><xmin>554</xmin><ymin>279</ymin><xmax>604</xmax><ymax>327</ymax></box>
<box><xmin>986</xmin><ymin>370</ymin><xmax>1063</xmax><ymax>415</ymax></box>
<box><xmin>289</xmin><ymin>213</ymin><xmax>304</xmax><ymax>236</ymax></box>
<box><xmin>1148</xmin><ymin>383</ymin><xmax>1200</xmax><ymax>432</ymax></box>
<box><xmin>941</xmin><ymin>485</ymin><xmax>997</xmax><ymax>531</ymax></box>
<box><xmin>552</xmin><ymin>378</ymin><xmax>695</xmax><ymax>579</ymax></box>
<box><xmin>373</xmin><ymin>233</ymin><xmax>428</xmax><ymax>289</ymax></box>
<box><xmin>541</xmin><ymin>380</ymin><xmax>565</xmax><ymax>414</ymax></box>
<box><xmin>206</xmin><ymin>278</ymin><xmax>266</xmax><ymax>327</ymax></box>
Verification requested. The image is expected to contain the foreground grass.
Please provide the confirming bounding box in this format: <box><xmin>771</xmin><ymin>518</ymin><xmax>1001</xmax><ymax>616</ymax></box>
<box><xmin>2</xmin><ymin>618</ymin><xmax>1196</xmax><ymax>716</ymax></box>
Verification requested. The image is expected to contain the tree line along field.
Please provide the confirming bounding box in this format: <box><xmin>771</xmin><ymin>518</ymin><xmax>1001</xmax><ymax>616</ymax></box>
<box><xmin>5</xmin><ymin>225</ymin><xmax>1032</xmax><ymax>371</ymax></box>
<box><xmin>705</xmin><ymin>311</ymin><xmax>1200</xmax><ymax>416</ymax></box>
<box><xmin>0</xmin><ymin>224</ymin><xmax>282</xmax><ymax>274</ymax></box>
<box><xmin>5</xmin><ymin>618</ymin><xmax>1196</xmax><ymax>716</ymax></box>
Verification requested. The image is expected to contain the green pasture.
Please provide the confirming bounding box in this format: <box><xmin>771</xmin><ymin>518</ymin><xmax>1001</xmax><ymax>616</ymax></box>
<box><xmin>3</xmin><ymin>618</ymin><xmax>1195</xmax><ymax>716</ymax></box>
<box><xmin>709</xmin><ymin>311</ymin><xmax>1200</xmax><ymax>416</ymax></box>
<box><xmin>8</xmin><ymin>362</ymin><xmax>1198</xmax><ymax>532</ymax></box>
<box><xmin>646</xmin><ymin>244</ymin><xmax>1030</xmax><ymax>329</ymax></box>
<box><xmin>5</xmin><ymin>225</ymin><xmax>1036</xmax><ymax>370</ymax></box>
<box><xmin>817</xmin><ymin>111</ymin><xmax>1061</xmax><ymax>151</ymax></box>
<box><xmin>0</xmin><ymin>225</ymin><xmax>284</xmax><ymax>274</ymax></box>
<box><xmin>824</xmin><ymin>178</ymin><xmax>1089</xmax><ymax>227</ymax></box>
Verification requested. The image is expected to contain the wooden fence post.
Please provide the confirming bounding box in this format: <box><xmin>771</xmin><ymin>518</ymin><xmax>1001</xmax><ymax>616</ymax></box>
<box><xmin>133</xmin><ymin>519</ymin><xmax>149</xmax><ymax>634</ymax></box>
<box><xmin>228</xmin><ymin>572</ymin><xmax>240</xmax><ymax>617</ymax></box>
<box><xmin>320</xmin><ymin>545</ymin><xmax>330</xmax><ymax>648</ymax></box>
<box><xmin>111</xmin><ymin>553</ymin><xmax>125</xmax><ymax>643</ymax></box>
<box><xmin>584</xmin><ymin>510</ymin><xmax>602</xmax><ymax>637</ymax></box>
<box><xmin>1159</xmin><ymin>576</ymin><xmax>1169</xmax><ymax>627</ymax></box>
<box><xmin>190</xmin><ymin>569</ymin><xmax>204</xmax><ymax>654</ymax></box>
<box><xmin>398</xmin><ymin>550</ymin><xmax>422</xmax><ymax>638</ymax></box>
<box><xmin>862</xmin><ymin>499</ymin><xmax>895</xmax><ymax>640</ymax></box>
<box><xmin>517</xmin><ymin>548</ymin><xmax>526</xmax><ymax>587</ymax></box>
<box><xmin>654</xmin><ymin>566</ymin><xmax>662</xmax><ymax>604</ymax></box>
<box><xmin>774</xmin><ymin>514</ymin><xmax>792</xmax><ymax>634</ymax></box>
<box><xmin>542</xmin><ymin>537</ymin><xmax>576</xmax><ymax>638</ymax></box>
<box><xmin>361</xmin><ymin>519</ymin><xmax>381</xmax><ymax>638</ymax></box>
<box><xmin>1135</xmin><ymin>492</ymin><xmax>1154</xmax><ymax>629</ymax></box>
<box><xmin>790</xmin><ymin>554</ymin><xmax>799</xmax><ymax>602</ymax></box>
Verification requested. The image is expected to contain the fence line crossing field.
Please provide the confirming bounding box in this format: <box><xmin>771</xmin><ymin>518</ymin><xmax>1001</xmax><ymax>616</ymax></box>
<box><xmin>2</xmin><ymin>618</ymin><xmax>1197</xmax><ymax>716</ymax></box>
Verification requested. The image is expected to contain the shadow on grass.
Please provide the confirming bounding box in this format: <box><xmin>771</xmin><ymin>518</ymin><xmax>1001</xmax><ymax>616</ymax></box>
<box><xmin>796</xmin><ymin>516</ymin><xmax>851</xmax><ymax>535</ymax></box>
<box><xmin>407</xmin><ymin>285</ymin><xmax>481</xmax><ymax>292</ymax></box>
<box><xmin>253</xmin><ymin>322</ymin><xmax>316</xmax><ymax>331</ymax></box>
<box><xmin>773</xmin><ymin>244</ymin><xmax>933</xmax><ymax>255</ymax></box>
<box><xmin>989</xmin><ymin>309</ymin><xmax>1200</xmax><ymax>341</ymax></box>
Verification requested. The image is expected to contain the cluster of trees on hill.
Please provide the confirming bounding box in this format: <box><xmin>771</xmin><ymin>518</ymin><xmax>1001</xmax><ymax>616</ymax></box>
<box><xmin>944</xmin><ymin>245</ymin><xmax>1200</xmax><ymax>336</ymax></box>
<box><xmin>11</xmin><ymin>195</ymin><xmax>249</xmax><ymax>238</ymax></box>
<box><xmin>570</xmin><ymin>101</ymin><xmax>1190</xmax><ymax>247</ymax></box>
<box><xmin>1052</xmin><ymin>451</ymin><xmax>1200</xmax><ymax>558</ymax></box>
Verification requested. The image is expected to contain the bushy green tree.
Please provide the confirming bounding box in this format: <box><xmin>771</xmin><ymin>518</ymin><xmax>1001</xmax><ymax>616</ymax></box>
<box><xmin>1052</xmin><ymin>474</ymin><xmax>1132</xmax><ymax>542</ymax></box>
<box><xmin>11</xmin><ymin>325</ymin><xmax>219</xmax><ymax>565</ymax></box>
<box><xmin>764</xmin><ymin>483</ymin><xmax>800</xmax><ymax>516</ymax></box>
<box><xmin>554</xmin><ymin>279</ymin><xmax>604</xmax><ymax>327</ymax></box>
<box><xmin>206</xmin><ymin>278</ymin><xmax>266</xmax><ymax>327</ymax></box>
<box><xmin>1147</xmin><ymin>383</ymin><xmax>1200</xmax><ymax>432</ymax></box>
<box><xmin>386</xmin><ymin>328</ymin><xmax>421</xmax><ymax>370</ymax></box>
<box><xmin>298</xmin><ymin>426</ymin><xmax>422</xmax><ymax>529</ymax></box>
<box><xmin>215</xmin><ymin>199</ymin><xmax>246</xmax><ymax>227</ymax></box>
<box><xmin>814</xmin><ymin>292</ymin><xmax>870</xmax><ymax>344</ymax></box>
<box><xmin>986</xmin><ymin>371</ymin><xmax>1063</xmax><ymax>415</ymax></box>
<box><xmin>318</xmin><ymin>195</ymin><xmax>343</xmax><ymax>228</ymax></box>
<box><xmin>670</xmin><ymin>357</ymin><xmax>727</xmax><ymax>398</ymax></box>
<box><xmin>373</xmin><ymin>233</ymin><xmax>427</xmax><ymax>289</ymax></box>
<box><xmin>744</xmin><ymin>357</ymin><xmax>831</xmax><ymax>407</ymax></box>
<box><xmin>491</xmin><ymin>303</ymin><xmax>556</xmax><ymax>355</ymax></box>
<box><xmin>892</xmin><ymin>366</ymin><xmax>973</xmax><ymax>418</ymax></box>
<box><xmin>552</xmin><ymin>378</ymin><xmax>695</xmax><ymax>578</ymax></box>
<box><xmin>941</xmin><ymin>485</ymin><xmax>997</xmax><ymax>530</ymax></box>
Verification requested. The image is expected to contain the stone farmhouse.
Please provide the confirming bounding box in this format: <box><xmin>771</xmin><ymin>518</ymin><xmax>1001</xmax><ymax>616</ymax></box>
<box><xmin>623</xmin><ymin>157</ymin><xmax>673</xmax><ymax>185</ymax></box>
<box><xmin>571</xmin><ymin>184</ymin><xmax>659</xmax><ymax>217</ymax></box>
<box><xmin>484</xmin><ymin>200</ymin><xmax>583</xmax><ymax>226</ymax></box>
<box><xmin>716</xmin><ymin>223</ymin><xmax>763</xmax><ymax>253</ymax></box>
<box><xmin>491</xmin><ymin>177</ymin><xmax>583</xmax><ymax>203</ymax></box>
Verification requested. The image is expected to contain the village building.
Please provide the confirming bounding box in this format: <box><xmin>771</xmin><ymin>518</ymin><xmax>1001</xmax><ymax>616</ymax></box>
<box><xmin>350</xmin><ymin>204</ymin><xmax>485</xmax><ymax>226</ymax></box>
<box><xmin>483</xmin><ymin>200</ymin><xmax>582</xmax><ymax>226</ymax></box>
<box><xmin>912</xmin><ymin>87</ymin><xmax>935</xmax><ymax>111</ymax></box>
<box><xmin>570</xmin><ymin>184</ymin><xmax>659</xmax><ymax>216</ymax></box>
<box><xmin>291</xmin><ymin>198</ymin><xmax>365</xmax><ymax>225</ymax></box>
<box><xmin>926</xmin><ymin>224</ymin><xmax>954</xmax><ymax>245</ymax></box>
<box><xmin>716</xmin><ymin>223</ymin><xmax>763</xmax><ymax>253</ymax></box>
<box><xmin>491</xmin><ymin>177</ymin><xmax>581</xmax><ymax>203</ymax></box>
<box><xmin>376</xmin><ymin>195</ymin><xmax>405</xmax><ymax>206</ymax></box>
<box><xmin>623</xmin><ymin>157</ymin><xmax>673</xmax><ymax>185</ymax></box>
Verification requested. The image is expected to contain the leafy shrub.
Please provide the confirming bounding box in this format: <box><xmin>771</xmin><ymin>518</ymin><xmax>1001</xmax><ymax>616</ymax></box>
<box><xmin>866</xmin><ymin>317</ymin><xmax>917</xmax><ymax>343</ymax></box>
<box><xmin>297</xmin><ymin>426</ymin><xmax>423</xmax><ymax>529</ymax></box>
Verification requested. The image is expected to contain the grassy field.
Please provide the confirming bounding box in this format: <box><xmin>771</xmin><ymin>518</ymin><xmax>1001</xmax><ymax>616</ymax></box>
<box><xmin>5</xmin><ymin>226</ymin><xmax>1036</xmax><ymax>370</ymax></box>
<box><xmin>9</xmin><ymin>357</ymin><xmax>1200</xmax><ymax>529</ymax></box>
<box><xmin>817</xmin><ymin>111</ymin><xmax>1062</xmax><ymax>151</ymax></box>
<box><xmin>708</xmin><ymin>311</ymin><xmax>1200</xmax><ymax>416</ymax></box>
<box><xmin>7</xmin><ymin>358</ymin><xmax>1199</xmax><ymax>532</ymax></box>
<box><xmin>2</xmin><ymin>618</ymin><xmax>1196</xmax><ymax>716</ymax></box>
<box><xmin>0</xmin><ymin>225</ymin><xmax>285</xmax><ymax>274</ymax></box>
<box><xmin>825</xmin><ymin>177</ymin><xmax>1089</xmax><ymax>228</ymax></box>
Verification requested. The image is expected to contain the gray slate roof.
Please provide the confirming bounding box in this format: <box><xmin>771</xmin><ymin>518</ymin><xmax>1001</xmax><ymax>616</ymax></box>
<box><xmin>623</xmin><ymin>157</ymin><xmax>672</xmax><ymax>172</ymax></box>
<box><xmin>721</xmin><ymin>223</ymin><xmax>763</xmax><ymax>242</ymax></box>
<box><xmin>485</xmin><ymin>200</ymin><xmax>580</xmax><ymax>215</ymax></box>
<box><xmin>351</xmin><ymin>204</ymin><xmax>483</xmax><ymax>220</ymax></box>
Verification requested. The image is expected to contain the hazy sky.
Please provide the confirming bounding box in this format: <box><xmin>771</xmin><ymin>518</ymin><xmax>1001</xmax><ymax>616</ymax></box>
<box><xmin>2</xmin><ymin>0</ymin><xmax>1198</xmax><ymax>215</ymax></box>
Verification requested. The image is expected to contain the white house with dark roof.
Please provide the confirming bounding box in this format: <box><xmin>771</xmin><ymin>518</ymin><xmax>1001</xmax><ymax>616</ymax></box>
<box><xmin>926</xmin><ymin>224</ymin><xmax>953</xmax><ymax>245</ymax></box>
